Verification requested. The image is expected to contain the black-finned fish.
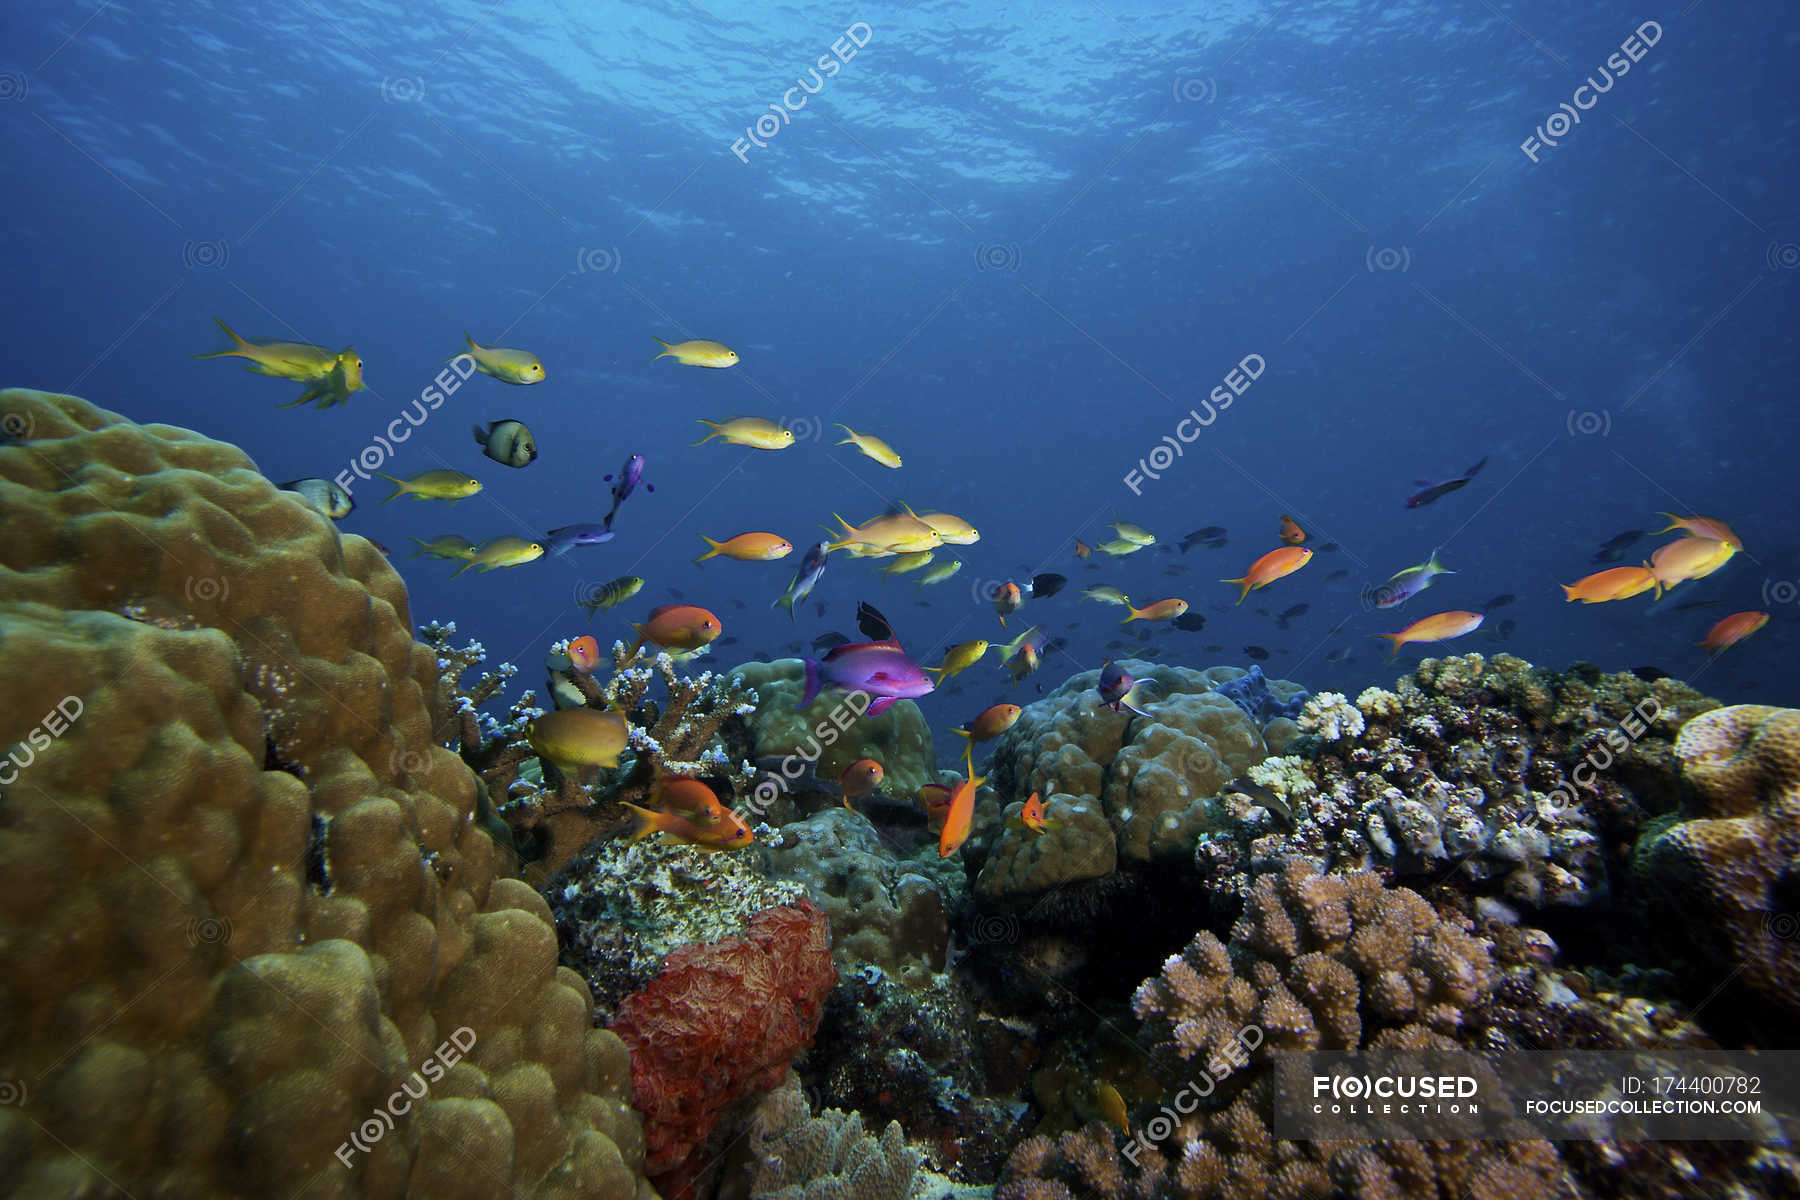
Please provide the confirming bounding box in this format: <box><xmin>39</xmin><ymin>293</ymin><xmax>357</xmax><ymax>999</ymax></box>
<box><xmin>1592</xmin><ymin>530</ymin><xmax>1645</xmax><ymax>564</ymax></box>
<box><xmin>1172</xmin><ymin>611</ymin><xmax>1207</xmax><ymax>632</ymax></box>
<box><xmin>1180</xmin><ymin>526</ymin><xmax>1229</xmax><ymax>552</ymax></box>
<box><xmin>857</xmin><ymin>600</ymin><xmax>895</xmax><ymax>642</ymax></box>
<box><xmin>578</xmin><ymin>575</ymin><xmax>643</xmax><ymax>618</ymax></box>
<box><xmin>472</xmin><ymin>419</ymin><xmax>537</xmax><ymax>467</ymax></box>
<box><xmin>1243</xmin><ymin>645</ymin><xmax>1270</xmax><ymax>661</ymax></box>
<box><xmin>774</xmin><ymin>540</ymin><xmax>830</xmax><ymax>619</ymax></box>
<box><xmin>1631</xmin><ymin>666</ymin><xmax>1671</xmax><ymax>682</ymax></box>
<box><xmin>279</xmin><ymin>476</ymin><xmax>354</xmax><ymax>520</ymax></box>
<box><xmin>1278</xmin><ymin>603</ymin><xmax>1310</xmax><ymax>620</ymax></box>
<box><xmin>1405</xmin><ymin>457</ymin><xmax>1487</xmax><ymax>508</ymax></box>
<box><xmin>812</xmin><ymin>632</ymin><xmax>851</xmax><ymax>652</ymax></box>
<box><xmin>1224</xmin><ymin>776</ymin><xmax>1292</xmax><ymax>826</ymax></box>
<box><xmin>1483</xmin><ymin>593</ymin><xmax>1517</xmax><ymax>610</ymax></box>
<box><xmin>1027</xmin><ymin>572</ymin><xmax>1067</xmax><ymax>599</ymax></box>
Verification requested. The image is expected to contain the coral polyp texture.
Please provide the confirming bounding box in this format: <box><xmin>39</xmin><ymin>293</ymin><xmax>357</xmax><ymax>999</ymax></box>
<box><xmin>988</xmin><ymin>661</ymin><xmax>1306</xmax><ymax>870</ymax></box>
<box><xmin>1196</xmin><ymin>653</ymin><xmax>1716</xmax><ymax>906</ymax></box>
<box><xmin>0</xmin><ymin>389</ymin><xmax>649</xmax><ymax>1199</ymax></box>
<box><xmin>1637</xmin><ymin>703</ymin><xmax>1800</xmax><ymax>1019</ymax></box>
<box><xmin>609</xmin><ymin>897</ymin><xmax>836</xmax><ymax>1197</ymax></box>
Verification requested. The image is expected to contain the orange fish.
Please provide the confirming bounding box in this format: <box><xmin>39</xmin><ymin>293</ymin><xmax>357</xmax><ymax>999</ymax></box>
<box><xmin>566</xmin><ymin>634</ymin><xmax>602</xmax><ymax>675</ymax></box>
<box><xmin>1074</xmin><ymin>539</ymin><xmax>1092</xmax><ymax>558</ymax></box>
<box><xmin>627</xmin><ymin>604</ymin><xmax>722</xmax><ymax>657</ymax></box>
<box><xmin>695</xmin><ymin>532</ymin><xmax>794</xmax><ymax>563</ymax></box>
<box><xmin>919</xmin><ymin>783</ymin><xmax>953</xmax><ymax>834</ymax></box>
<box><xmin>1122</xmin><ymin>597</ymin><xmax>1188</xmax><ymax>624</ymax></box>
<box><xmin>1656</xmin><ymin>513</ymin><xmax>1741</xmax><ymax>549</ymax></box>
<box><xmin>1372</xmin><ymin>610</ymin><xmax>1484</xmax><ymax>661</ymax></box>
<box><xmin>1649</xmin><ymin>537</ymin><xmax>1735</xmax><ymax>590</ymax></box>
<box><xmin>837</xmin><ymin>758</ymin><xmax>884</xmax><ymax>809</ymax></box>
<box><xmin>994</xmin><ymin>580</ymin><xmax>1023</xmax><ymax>625</ymax></box>
<box><xmin>953</xmin><ymin>703</ymin><xmax>1021</xmax><ymax>744</ymax></box>
<box><xmin>1011</xmin><ymin>791</ymin><xmax>1059</xmax><ymax>834</ymax></box>
<box><xmin>939</xmin><ymin>748</ymin><xmax>985</xmax><ymax>858</ymax></box>
<box><xmin>1279</xmin><ymin>515</ymin><xmax>1306</xmax><ymax>545</ymax></box>
<box><xmin>651</xmin><ymin>771</ymin><xmax>732</xmax><ymax>830</ymax></box>
<box><xmin>1699</xmin><ymin>611</ymin><xmax>1769</xmax><ymax>655</ymax></box>
<box><xmin>1222</xmin><ymin>546</ymin><xmax>1312</xmax><ymax>605</ymax></box>
<box><xmin>620</xmin><ymin>799</ymin><xmax>754</xmax><ymax>851</ymax></box>
<box><xmin>1560</xmin><ymin>564</ymin><xmax>1661</xmax><ymax>604</ymax></box>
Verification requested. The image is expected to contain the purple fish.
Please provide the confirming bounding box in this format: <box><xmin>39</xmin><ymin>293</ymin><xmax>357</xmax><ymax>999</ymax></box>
<box><xmin>1097</xmin><ymin>660</ymin><xmax>1154</xmax><ymax>717</ymax></box>
<box><xmin>1405</xmin><ymin>457</ymin><xmax>1487</xmax><ymax>508</ymax></box>
<box><xmin>774</xmin><ymin>540</ymin><xmax>830</xmax><ymax>619</ymax></box>
<box><xmin>1368</xmin><ymin>548</ymin><xmax>1453</xmax><ymax>609</ymax></box>
<box><xmin>798</xmin><ymin>638</ymin><xmax>934</xmax><ymax>717</ymax></box>
<box><xmin>602</xmin><ymin>454</ymin><xmax>653</xmax><ymax>530</ymax></box>
<box><xmin>543</xmin><ymin>523</ymin><xmax>616</xmax><ymax>556</ymax></box>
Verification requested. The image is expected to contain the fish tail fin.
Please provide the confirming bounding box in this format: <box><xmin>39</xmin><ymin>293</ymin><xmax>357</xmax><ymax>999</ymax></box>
<box><xmin>796</xmin><ymin>658</ymin><xmax>823</xmax><ymax>710</ymax></box>
<box><xmin>625</xmin><ymin>627</ymin><xmax>647</xmax><ymax>659</ymax></box>
<box><xmin>377</xmin><ymin>473</ymin><xmax>406</xmax><ymax>503</ymax></box>
<box><xmin>1222</xmin><ymin>577</ymin><xmax>1250</xmax><ymax>605</ymax></box>
<box><xmin>950</xmin><ymin>727</ymin><xmax>971</xmax><ymax>740</ymax></box>
<box><xmin>835</xmin><ymin>423</ymin><xmax>856</xmax><ymax>444</ymax></box>
<box><xmin>1653</xmin><ymin>512</ymin><xmax>1682</xmax><ymax>534</ymax></box>
<box><xmin>471</xmin><ymin>423</ymin><xmax>487</xmax><ymax>445</ymax></box>
<box><xmin>1559</xmin><ymin>583</ymin><xmax>1581</xmax><ymax>603</ymax></box>
<box><xmin>652</xmin><ymin>337</ymin><xmax>674</xmax><ymax>360</ymax></box>
<box><xmin>690</xmin><ymin>419</ymin><xmax>719</xmax><ymax>446</ymax></box>
<box><xmin>694</xmin><ymin>535</ymin><xmax>723</xmax><ymax>564</ymax></box>
<box><xmin>194</xmin><ymin>316</ymin><xmax>250</xmax><ymax>359</ymax></box>
<box><xmin>1121</xmin><ymin>608</ymin><xmax>1141</xmax><ymax>624</ymax></box>
<box><xmin>619</xmin><ymin>801</ymin><xmax>670</xmax><ymax>844</ymax></box>
<box><xmin>1644</xmin><ymin>561</ymin><xmax>1664</xmax><ymax>601</ymax></box>
<box><xmin>450</xmin><ymin>558</ymin><xmax>479</xmax><ymax>579</ymax></box>
<box><xmin>1427</xmin><ymin>546</ymin><xmax>1453</xmax><ymax>574</ymax></box>
<box><xmin>1370</xmin><ymin>632</ymin><xmax>1404</xmax><ymax>662</ymax></box>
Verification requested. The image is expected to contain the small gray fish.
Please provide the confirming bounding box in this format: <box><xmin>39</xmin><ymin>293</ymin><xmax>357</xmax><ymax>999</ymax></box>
<box><xmin>279</xmin><ymin>476</ymin><xmax>354</xmax><ymax>520</ymax></box>
<box><xmin>1224</xmin><ymin>776</ymin><xmax>1292</xmax><ymax>826</ymax></box>
<box><xmin>472</xmin><ymin>419</ymin><xmax>538</xmax><ymax>467</ymax></box>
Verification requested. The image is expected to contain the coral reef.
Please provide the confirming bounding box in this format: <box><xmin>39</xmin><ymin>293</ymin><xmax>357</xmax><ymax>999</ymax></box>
<box><xmin>1635</xmin><ymin>704</ymin><xmax>1800</xmax><ymax>1020</ymax></box>
<box><xmin>762</xmin><ymin>808</ymin><xmax>957</xmax><ymax>985</ymax></box>
<box><xmin>1195</xmin><ymin>654</ymin><xmax>1715</xmax><ymax>906</ymax></box>
<box><xmin>609</xmin><ymin>897</ymin><xmax>836</xmax><ymax>1196</ymax></box>
<box><xmin>729</xmin><ymin>659</ymin><xmax>938</xmax><ymax>800</ymax></box>
<box><xmin>432</xmin><ymin>628</ymin><xmax>759</xmax><ymax>882</ymax></box>
<box><xmin>548</xmin><ymin>835</ymin><xmax>806</xmax><ymax>1022</ymax></box>
<box><xmin>728</xmin><ymin>1072</ymin><xmax>921</xmax><ymax>1200</ymax></box>
<box><xmin>0</xmin><ymin>389</ymin><xmax>647</xmax><ymax>1198</ymax></box>
<box><xmin>988</xmin><ymin>661</ymin><xmax>1303</xmax><ymax>870</ymax></box>
<box><xmin>975</xmin><ymin>795</ymin><xmax>1116</xmax><ymax>900</ymax></box>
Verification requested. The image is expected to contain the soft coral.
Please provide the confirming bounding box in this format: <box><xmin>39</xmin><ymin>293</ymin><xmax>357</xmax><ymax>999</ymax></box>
<box><xmin>609</xmin><ymin>897</ymin><xmax>836</xmax><ymax>1193</ymax></box>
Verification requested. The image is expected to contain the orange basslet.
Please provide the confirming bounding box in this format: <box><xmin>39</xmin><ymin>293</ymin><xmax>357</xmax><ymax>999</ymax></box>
<box><xmin>1648</xmin><ymin>537</ymin><xmax>1735</xmax><ymax>589</ymax></box>
<box><xmin>1222</xmin><ymin>546</ymin><xmax>1312</xmax><ymax>605</ymax></box>
<box><xmin>1655</xmin><ymin>513</ymin><xmax>1742</xmax><ymax>548</ymax></box>
<box><xmin>1279</xmin><ymin>515</ymin><xmax>1306</xmax><ymax>545</ymax></box>
<box><xmin>1372</xmin><ymin>610</ymin><xmax>1484</xmax><ymax>661</ymax></box>
<box><xmin>1560</xmin><ymin>565</ymin><xmax>1660</xmax><ymax>604</ymax></box>
<box><xmin>1699</xmin><ymin>611</ymin><xmax>1769</xmax><ymax>655</ymax></box>
<box><xmin>628</xmin><ymin>604</ymin><xmax>722</xmax><ymax>656</ymax></box>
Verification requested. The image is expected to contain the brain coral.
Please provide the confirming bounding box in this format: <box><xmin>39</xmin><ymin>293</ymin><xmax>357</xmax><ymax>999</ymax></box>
<box><xmin>729</xmin><ymin>659</ymin><xmax>937</xmax><ymax>801</ymax></box>
<box><xmin>0</xmin><ymin>389</ymin><xmax>647</xmax><ymax>1199</ymax></box>
<box><xmin>988</xmin><ymin>661</ymin><xmax>1299</xmax><ymax>868</ymax></box>
<box><xmin>1637</xmin><ymin>704</ymin><xmax>1800</xmax><ymax>1019</ymax></box>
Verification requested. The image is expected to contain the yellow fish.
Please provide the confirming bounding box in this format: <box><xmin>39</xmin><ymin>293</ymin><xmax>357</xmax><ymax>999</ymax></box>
<box><xmin>195</xmin><ymin>317</ymin><xmax>349</xmax><ymax>382</ymax></box>
<box><xmin>880</xmin><ymin>550</ymin><xmax>935</xmax><ymax>577</ymax></box>
<box><xmin>450</xmin><ymin>536</ymin><xmax>545</xmax><ymax>577</ymax></box>
<box><xmin>408</xmin><ymin>534</ymin><xmax>477</xmax><ymax>560</ymax></box>
<box><xmin>1112</xmin><ymin>516</ymin><xmax>1156</xmax><ymax>546</ymax></box>
<box><xmin>693</xmin><ymin>417</ymin><xmax>793</xmax><ymax>449</ymax></box>
<box><xmin>917</xmin><ymin>511</ymin><xmax>980</xmax><ymax>545</ymax></box>
<box><xmin>525</xmin><ymin>707</ymin><xmax>628</xmax><ymax>772</ymax></box>
<box><xmin>379</xmin><ymin>470</ymin><xmax>483</xmax><ymax>503</ymax></box>
<box><xmin>828</xmin><ymin>509</ymin><xmax>941</xmax><ymax>555</ymax></box>
<box><xmin>837</xmin><ymin>424</ymin><xmax>902</xmax><ymax>468</ymax></box>
<box><xmin>654</xmin><ymin>337</ymin><xmax>739</xmax><ymax>368</ymax></box>
<box><xmin>280</xmin><ymin>352</ymin><xmax>365</xmax><ymax>408</ymax></box>
<box><xmin>458</xmin><ymin>332</ymin><xmax>545</xmax><ymax>384</ymax></box>
<box><xmin>1095</xmin><ymin>1082</ymin><xmax>1129</xmax><ymax>1133</ymax></box>
<box><xmin>1096</xmin><ymin>538</ymin><xmax>1146</xmax><ymax>556</ymax></box>
<box><xmin>1082</xmin><ymin>586</ymin><xmax>1130</xmax><ymax>606</ymax></box>
<box><xmin>924</xmin><ymin>640</ymin><xmax>989</xmax><ymax>684</ymax></box>
<box><xmin>915</xmin><ymin>559</ymin><xmax>963</xmax><ymax>590</ymax></box>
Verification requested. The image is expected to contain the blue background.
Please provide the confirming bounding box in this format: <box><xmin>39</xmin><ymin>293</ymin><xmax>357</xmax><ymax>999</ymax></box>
<box><xmin>5</xmin><ymin>0</ymin><xmax>1797</xmax><ymax>755</ymax></box>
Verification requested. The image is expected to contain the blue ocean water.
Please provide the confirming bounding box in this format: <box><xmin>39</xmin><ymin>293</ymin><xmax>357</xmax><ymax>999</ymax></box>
<box><xmin>6</xmin><ymin>0</ymin><xmax>1797</xmax><ymax>744</ymax></box>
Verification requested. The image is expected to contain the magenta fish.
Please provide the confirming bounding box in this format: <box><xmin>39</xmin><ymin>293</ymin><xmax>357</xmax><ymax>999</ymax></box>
<box><xmin>1097</xmin><ymin>660</ymin><xmax>1154</xmax><ymax>718</ymax></box>
<box><xmin>798</xmin><ymin>638</ymin><xmax>935</xmax><ymax>717</ymax></box>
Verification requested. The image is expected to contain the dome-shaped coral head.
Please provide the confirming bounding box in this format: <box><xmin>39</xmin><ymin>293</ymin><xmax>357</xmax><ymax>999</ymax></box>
<box><xmin>1675</xmin><ymin>704</ymin><xmax>1800</xmax><ymax>819</ymax></box>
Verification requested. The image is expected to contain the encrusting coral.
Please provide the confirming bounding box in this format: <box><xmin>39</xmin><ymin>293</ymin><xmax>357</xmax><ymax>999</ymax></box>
<box><xmin>1635</xmin><ymin>703</ymin><xmax>1800</xmax><ymax>1020</ymax></box>
<box><xmin>726</xmin><ymin>1071</ymin><xmax>921</xmax><ymax>1200</ymax></box>
<box><xmin>1195</xmin><ymin>654</ymin><xmax>1716</xmax><ymax>907</ymax></box>
<box><xmin>0</xmin><ymin>389</ymin><xmax>649</xmax><ymax>1199</ymax></box>
<box><xmin>609</xmin><ymin>898</ymin><xmax>836</xmax><ymax>1199</ymax></box>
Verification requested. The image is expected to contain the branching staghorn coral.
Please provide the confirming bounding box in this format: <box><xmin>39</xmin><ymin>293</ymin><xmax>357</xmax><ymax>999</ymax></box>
<box><xmin>430</xmin><ymin>629</ymin><xmax>761</xmax><ymax>880</ymax></box>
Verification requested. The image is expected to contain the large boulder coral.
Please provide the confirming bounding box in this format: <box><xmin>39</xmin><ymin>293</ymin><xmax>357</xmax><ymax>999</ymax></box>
<box><xmin>729</xmin><ymin>659</ymin><xmax>937</xmax><ymax>801</ymax></box>
<box><xmin>987</xmin><ymin>661</ymin><xmax>1302</xmax><ymax>873</ymax></box>
<box><xmin>0</xmin><ymin>389</ymin><xmax>648</xmax><ymax>1199</ymax></box>
<box><xmin>1636</xmin><ymin>704</ymin><xmax>1800</xmax><ymax>1019</ymax></box>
